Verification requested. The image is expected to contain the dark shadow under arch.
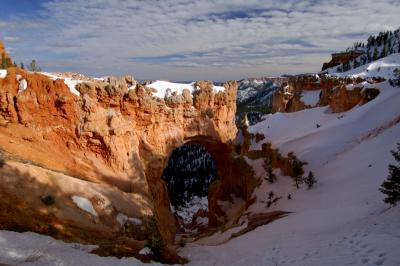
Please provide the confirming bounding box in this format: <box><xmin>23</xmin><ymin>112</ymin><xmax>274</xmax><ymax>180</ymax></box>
<box><xmin>161</xmin><ymin>143</ymin><xmax>218</xmax><ymax>224</ymax></box>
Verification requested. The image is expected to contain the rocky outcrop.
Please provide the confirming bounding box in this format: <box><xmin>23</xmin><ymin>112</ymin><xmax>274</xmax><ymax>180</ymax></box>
<box><xmin>272</xmin><ymin>75</ymin><xmax>380</xmax><ymax>113</ymax></box>
<box><xmin>321</xmin><ymin>50</ymin><xmax>365</xmax><ymax>71</ymax></box>
<box><xmin>0</xmin><ymin>62</ymin><xmax>259</xmax><ymax>261</ymax></box>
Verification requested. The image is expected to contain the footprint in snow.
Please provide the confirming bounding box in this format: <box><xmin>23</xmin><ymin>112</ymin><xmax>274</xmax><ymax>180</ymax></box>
<box><xmin>346</xmin><ymin>230</ymin><xmax>387</xmax><ymax>266</ymax></box>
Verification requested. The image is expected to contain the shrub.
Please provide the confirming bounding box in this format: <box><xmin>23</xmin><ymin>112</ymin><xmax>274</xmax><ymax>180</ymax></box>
<box><xmin>380</xmin><ymin>143</ymin><xmax>400</xmax><ymax>206</ymax></box>
<box><xmin>304</xmin><ymin>171</ymin><xmax>317</xmax><ymax>189</ymax></box>
<box><xmin>145</xmin><ymin>217</ymin><xmax>165</xmax><ymax>257</ymax></box>
<box><xmin>263</xmin><ymin>158</ymin><xmax>277</xmax><ymax>183</ymax></box>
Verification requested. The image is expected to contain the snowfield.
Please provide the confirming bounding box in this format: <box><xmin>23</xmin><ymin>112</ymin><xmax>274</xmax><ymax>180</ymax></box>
<box><xmin>146</xmin><ymin>80</ymin><xmax>225</xmax><ymax>98</ymax></box>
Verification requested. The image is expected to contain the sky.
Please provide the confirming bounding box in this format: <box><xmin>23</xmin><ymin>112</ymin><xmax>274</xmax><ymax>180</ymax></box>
<box><xmin>1</xmin><ymin>0</ymin><xmax>400</xmax><ymax>81</ymax></box>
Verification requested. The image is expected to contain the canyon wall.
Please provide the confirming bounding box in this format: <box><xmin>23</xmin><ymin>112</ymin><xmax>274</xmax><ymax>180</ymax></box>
<box><xmin>0</xmin><ymin>60</ymin><xmax>256</xmax><ymax>261</ymax></box>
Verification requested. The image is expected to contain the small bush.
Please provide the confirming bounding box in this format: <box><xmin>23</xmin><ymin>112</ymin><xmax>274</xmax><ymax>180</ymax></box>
<box><xmin>145</xmin><ymin>217</ymin><xmax>165</xmax><ymax>257</ymax></box>
<box><xmin>263</xmin><ymin>158</ymin><xmax>277</xmax><ymax>183</ymax></box>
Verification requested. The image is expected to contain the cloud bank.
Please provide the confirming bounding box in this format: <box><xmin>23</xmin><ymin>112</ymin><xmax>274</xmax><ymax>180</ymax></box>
<box><xmin>1</xmin><ymin>0</ymin><xmax>400</xmax><ymax>80</ymax></box>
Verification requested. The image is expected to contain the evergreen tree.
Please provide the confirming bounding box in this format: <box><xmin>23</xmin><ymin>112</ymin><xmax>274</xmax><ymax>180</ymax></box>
<box><xmin>304</xmin><ymin>171</ymin><xmax>316</xmax><ymax>189</ymax></box>
<box><xmin>29</xmin><ymin>59</ymin><xmax>41</xmax><ymax>72</ymax></box>
<box><xmin>367</xmin><ymin>50</ymin><xmax>371</xmax><ymax>63</ymax></box>
<box><xmin>380</xmin><ymin>43</ymin><xmax>388</xmax><ymax>58</ymax></box>
<box><xmin>1</xmin><ymin>53</ymin><xmax>9</xmax><ymax>69</ymax></box>
<box><xmin>292</xmin><ymin>158</ymin><xmax>307</xmax><ymax>189</ymax></box>
<box><xmin>380</xmin><ymin>144</ymin><xmax>400</xmax><ymax>206</ymax></box>
<box><xmin>373</xmin><ymin>47</ymin><xmax>379</xmax><ymax>61</ymax></box>
<box><xmin>20</xmin><ymin>62</ymin><xmax>24</xmax><ymax>69</ymax></box>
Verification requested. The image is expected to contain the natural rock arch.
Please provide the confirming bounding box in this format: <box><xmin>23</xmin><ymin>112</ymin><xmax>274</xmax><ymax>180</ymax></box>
<box><xmin>0</xmin><ymin>68</ymin><xmax>260</xmax><ymax>259</ymax></box>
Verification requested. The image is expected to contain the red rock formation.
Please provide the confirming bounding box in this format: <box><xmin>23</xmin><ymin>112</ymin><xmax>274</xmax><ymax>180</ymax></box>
<box><xmin>272</xmin><ymin>74</ymin><xmax>379</xmax><ymax>113</ymax></box>
<box><xmin>321</xmin><ymin>50</ymin><xmax>365</xmax><ymax>71</ymax></box>
<box><xmin>0</xmin><ymin>58</ymin><xmax>261</xmax><ymax>262</ymax></box>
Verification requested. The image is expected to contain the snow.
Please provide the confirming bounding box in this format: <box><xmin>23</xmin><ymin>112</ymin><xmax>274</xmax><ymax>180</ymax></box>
<box><xmin>41</xmin><ymin>72</ymin><xmax>83</xmax><ymax>96</ymax></box>
<box><xmin>139</xmin><ymin>247</ymin><xmax>152</xmax><ymax>255</ymax></box>
<box><xmin>173</xmin><ymin>196</ymin><xmax>208</xmax><ymax>224</ymax></box>
<box><xmin>0</xmin><ymin>230</ymin><xmax>152</xmax><ymax>265</ymax></box>
<box><xmin>0</xmin><ymin>69</ymin><xmax>7</xmax><ymax>79</ymax></box>
<box><xmin>71</xmin><ymin>196</ymin><xmax>98</xmax><ymax>217</ymax></box>
<box><xmin>327</xmin><ymin>53</ymin><xmax>400</xmax><ymax>79</ymax></box>
<box><xmin>146</xmin><ymin>80</ymin><xmax>225</xmax><ymax>98</ymax></box>
<box><xmin>116</xmin><ymin>213</ymin><xmax>142</xmax><ymax>226</ymax></box>
<box><xmin>64</xmin><ymin>78</ymin><xmax>83</xmax><ymax>96</ymax></box>
<box><xmin>18</xmin><ymin>79</ymin><xmax>27</xmax><ymax>92</ymax></box>
<box><xmin>300</xmin><ymin>90</ymin><xmax>321</xmax><ymax>106</ymax></box>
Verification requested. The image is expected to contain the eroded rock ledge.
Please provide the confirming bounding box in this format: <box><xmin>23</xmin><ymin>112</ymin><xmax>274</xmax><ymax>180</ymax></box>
<box><xmin>272</xmin><ymin>75</ymin><xmax>382</xmax><ymax>113</ymax></box>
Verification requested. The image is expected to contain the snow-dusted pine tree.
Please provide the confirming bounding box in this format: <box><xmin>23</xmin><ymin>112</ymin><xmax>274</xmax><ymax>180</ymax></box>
<box><xmin>380</xmin><ymin>144</ymin><xmax>400</xmax><ymax>206</ymax></box>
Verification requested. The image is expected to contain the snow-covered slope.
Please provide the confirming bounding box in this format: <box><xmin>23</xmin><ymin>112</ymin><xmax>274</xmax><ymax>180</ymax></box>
<box><xmin>180</xmin><ymin>80</ymin><xmax>400</xmax><ymax>265</ymax></box>
<box><xmin>327</xmin><ymin>53</ymin><xmax>400</xmax><ymax>79</ymax></box>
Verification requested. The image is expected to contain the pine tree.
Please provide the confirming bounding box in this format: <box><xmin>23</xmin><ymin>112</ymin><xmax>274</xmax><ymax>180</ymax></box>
<box><xmin>304</xmin><ymin>171</ymin><xmax>316</xmax><ymax>189</ymax></box>
<box><xmin>292</xmin><ymin>158</ymin><xmax>307</xmax><ymax>189</ymax></box>
<box><xmin>1</xmin><ymin>53</ymin><xmax>8</xmax><ymax>69</ymax></box>
<box><xmin>380</xmin><ymin>144</ymin><xmax>400</xmax><ymax>206</ymax></box>
<box><xmin>29</xmin><ymin>59</ymin><xmax>41</xmax><ymax>72</ymax></box>
<box><xmin>373</xmin><ymin>47</ymin><xmax>379</xmax><ymax>61</ymax></box>
<box><xmin>381</xmin><ymin>43</ymin><xmax>388</xmax><ymax>58</ymax></box>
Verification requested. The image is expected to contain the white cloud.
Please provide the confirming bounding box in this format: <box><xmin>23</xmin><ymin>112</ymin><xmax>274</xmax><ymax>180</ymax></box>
<box><xmin>0</xmin><ymin>0</ymin><xmax>400</xmax><ymax>80</ymax></box>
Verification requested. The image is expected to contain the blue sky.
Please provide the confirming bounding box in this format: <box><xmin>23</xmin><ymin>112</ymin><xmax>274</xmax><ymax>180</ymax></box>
<box><xmin>1</xmin><ymin>0</ymin><xmax>400</xmax><ymax>81</ymax></box>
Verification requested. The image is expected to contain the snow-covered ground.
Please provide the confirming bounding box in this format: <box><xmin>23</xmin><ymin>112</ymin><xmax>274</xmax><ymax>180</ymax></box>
<box><xmin>327</xmin><ymin>53</ymin><xmax>400</xmax><ymax>79</ymax></box>
<box><xmin>146</xmin><ymin>80</ymin><xmax>225</xmax><ymax>98</ymax></box>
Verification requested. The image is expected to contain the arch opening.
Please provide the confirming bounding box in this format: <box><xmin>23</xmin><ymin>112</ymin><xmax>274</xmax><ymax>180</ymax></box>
<box><xmin>161</xmin><ymin>143</ymin><xmax>218</xmax><ymax>229</ymax></box>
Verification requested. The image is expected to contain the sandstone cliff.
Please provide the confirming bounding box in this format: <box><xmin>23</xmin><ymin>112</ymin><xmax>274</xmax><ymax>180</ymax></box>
<box><xmin>0</xmin><ymin>61</ymin><xmax>262</xmax><ymax>261</ymax></box>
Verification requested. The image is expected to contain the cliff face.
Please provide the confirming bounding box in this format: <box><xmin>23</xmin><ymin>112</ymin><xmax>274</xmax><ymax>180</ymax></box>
<box><xmin>0</xmin><ymin>66</ymin><xmax>254</xmax><ymax>260</ymax></box>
